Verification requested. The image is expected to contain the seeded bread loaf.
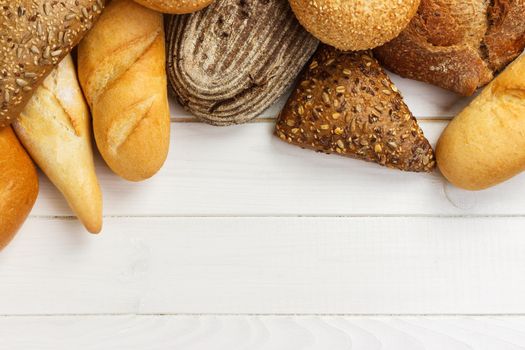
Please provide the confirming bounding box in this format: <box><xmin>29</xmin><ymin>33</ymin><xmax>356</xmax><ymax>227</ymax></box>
<box><xmin>288</xmin><ymin>0</ymin><xmax>420</xmax><ymax>51</ymax></box>
<box><xmin>276</xmin><ymin>45</ymin><xmax>435</xmax><ymax>173</ymax></box>
<box><xmin>78</xmin><ymin>0</ymin><xmax>170</xmax><ymax>182</ymax></box>
<box><xmin>0</xmin><ymin>127</ymin><xmax>39</xmax><ymax>251</ymax></box>
<box><xmin>166</xmin><ymin>0</ymin><xmax>319</xmax><ymax>126</ymax></box>
<box><xmin>374</xmin><ymin>0</ymin><xmax>525</xmax><ymax>96</ymax></box>
<box><xmin>436</xmin><ymin>55</ymin><xmax>525</xmax><ymax>190</ymax></box>
<box><xmin>0</xmin><ymin>0</ymin><xmax>105</xmax><ymax>127</ymax></box>
<box><xmin>14</xmin><ymin>55</ymin><xmax>103</xmax><ymax>233</ymax></box>
<box><xmin>133</xmin><ymin>0</ymin><xmax>213</xmax><ymax>13</ymax></box>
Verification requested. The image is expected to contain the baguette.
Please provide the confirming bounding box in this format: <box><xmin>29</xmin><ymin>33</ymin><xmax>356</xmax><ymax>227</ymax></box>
<box><xmin>14</xmin><ymin>55</ymin><xmax>103</xmax><ymax>233</ymax></box>
<box><xmin>0</xmin><ymin>0</ymin><xmax>105</xmax><ymax>127</ymax></box>
<box><xmin>276</xmin><ymin>46</ymin><xmax>435</xmax><ymax>173</ymax></box>
<box><xmin>78</xmin><ymin>0</ymin><xmax>170</xmax><ymax>181</ymax></box>
<box><xmin>0</xmin><ymin>127</ymin><xmax>39</xmax><ymax>251</ymax></box>
<box><xmin>436</xmin><ymin>55</ymin><xmax>525</xmax><ymax>190</ymax></box>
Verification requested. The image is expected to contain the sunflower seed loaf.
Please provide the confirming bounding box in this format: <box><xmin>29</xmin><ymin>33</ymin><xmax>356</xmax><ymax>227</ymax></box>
<box><xmin>0</xmin><ymin>0</ymin><xmax>105</xmax><ymax>126</ymax></box>
<box><xmin>166</xmin><ymin>0</ymin><xmax>318</xmax><ymax>126</ymax></box>
<box><xmin>276</xmin><ymin>45</ymin><xmax>435</xmax><ymax>173</ymax></box>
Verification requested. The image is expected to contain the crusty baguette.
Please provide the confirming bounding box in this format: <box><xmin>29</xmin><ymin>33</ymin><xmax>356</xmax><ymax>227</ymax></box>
<box><xmin>14</xmin><ymin>55</ymin><xmax>103</xmax><ymax>233</ymax></box>
<box><xmin>436</xmin><ymin>54</ymin><xmax>525</xmax><ymax>190</ymax></box>
<box><xmin>133</xmin><ymin>0</ymin><xmax>213</xmax><ymax>13</ymax></box>
<box><xmin>0</xmin><ymin>0</ymin><xmax>105</xmax><ymax>127</ymax></box>
<box><xmin>375</xmin><ymin>0</ymin><xmax>525</xmax><ymax>96</ymax></box>
<box><xmin>78</xmin><ymin>0</ymin><xmax>170</xmax><ymax>182</ymax></box>
<box><xmin>276</xmin><ymin>45</ymin><xmax>435</xmax><ymax>173</ymax></box>
<box><xmin>0</xmin><ymin>127</ymin><xmax>39</xmax><ymax>251</ymax></box>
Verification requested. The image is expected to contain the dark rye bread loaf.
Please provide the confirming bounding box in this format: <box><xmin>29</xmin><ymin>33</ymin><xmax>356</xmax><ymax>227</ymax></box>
<box><xmin>276</xmin><ymin>45</ymin><xmax>435</xmax><ymax>173</ymax></box>
<box><xmin>166</xmin><ymin>0</ymin><xmax>319</xmax><ymax>126</ymax></box>
<box><xmin>0</xmin><ymin>0</ymin><xmax>105</xmax><ymax>127</ymax></box>
<box><xmin>374</xmin><ymin>0</ymin><xmax>525</xmax><ymax>96</ymax></box>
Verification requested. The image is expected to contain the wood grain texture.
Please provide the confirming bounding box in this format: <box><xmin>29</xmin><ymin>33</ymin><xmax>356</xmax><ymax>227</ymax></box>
<box><xmin>2</xmin><ymin>316</ymin><xmax>525</xmax><ymax>349</ymax></box>
<box><xmin>3</xmin><ymin>217</ymin><xmax>525</xmax><ymax>315</ymax></box>
<box><xmin>30</xmin><ymin>120</ymin><xmax>525</xmax><ymax>218</ymax></box>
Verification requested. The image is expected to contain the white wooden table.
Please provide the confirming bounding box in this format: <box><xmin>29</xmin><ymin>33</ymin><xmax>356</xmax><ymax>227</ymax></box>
<box><xmin>2</xmin><ymin>72</ymin><xmax>525</xmax><ymax>349</ymax></box>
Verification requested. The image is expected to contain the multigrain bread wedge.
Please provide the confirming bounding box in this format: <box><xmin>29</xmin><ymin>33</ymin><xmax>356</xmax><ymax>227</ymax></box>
<box><xmin>166</xmin><ymin>0</ymin><xmax>318</xmax><ymax>126</ymax></box>
<box><xmin>0</xmin><ymin>127</ymin><xmax>39</xmax><ymax>251</ymax></box>
<box><xmin>276</xmin><ymin>45</ymin><xmax>435</xmax><ymax>173</ymax></box>
<box><xmin>288</xmin><ymin>0</ymin><xmax>420</xmax><ymax>51</ymax></box>
<box><xmin>78</xmin><ymin>0</ymin><xmax>170</xmax><ymax>182</ymax></box>
<box><xmin>375</xmin><ymin>0</ymin><xmax>525</xmax><ymax>96</ymax></box>
<box><xmin>133</xmin><ymin>0</ymin><xmax>213</xmax><ymax>13</ymax></box>
<box><xmin>0</xmin><ymin>0</ymin><xmax>105</xmax><ymax>127</ymax></box>
<box><xmin>14</xmin><ymin>55</ymin><xmax>103</xmax><ymax>233</ymax></box>
<box><xmin>436</xmin><ymin>55</ymin><xmax>525</xmax><ymax>190</ymax></box>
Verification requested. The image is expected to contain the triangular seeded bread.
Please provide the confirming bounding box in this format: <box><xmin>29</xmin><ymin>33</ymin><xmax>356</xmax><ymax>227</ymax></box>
<box><xmin>276</xmin><ymin>45</ymin><xmax>435</xmax><ymax>173</ymax></box>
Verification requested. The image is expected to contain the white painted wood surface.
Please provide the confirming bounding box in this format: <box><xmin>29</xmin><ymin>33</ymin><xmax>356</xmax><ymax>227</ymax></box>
<box><xmin>2</xmin><ymin>71</ymin><xmax>524</xmax><ymax>347</ymax></box>
<box><xmin>3</xmin><ymin>316</ymin><xmax>525</xmax><ymax>349</ymax></box>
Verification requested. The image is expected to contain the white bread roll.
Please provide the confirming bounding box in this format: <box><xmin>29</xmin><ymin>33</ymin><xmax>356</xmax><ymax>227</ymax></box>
<box><xmin>436</xmin><ymin>55</ymin><xmax>525</xmax><ymax>190</ymax></box>
<box><xmin>0</xmin><ymin>127</ymin><xmax>39</xmax><ymax>250</ymax></box>
<box><xmin>78</xmin><ymin>0</ymin><xmax>170</xmax><ymax>182</ymax></box>
<box><xmin>14</xmin><ymin>55</ymin><xmax>103</xmax><ymax>234</ymax></box>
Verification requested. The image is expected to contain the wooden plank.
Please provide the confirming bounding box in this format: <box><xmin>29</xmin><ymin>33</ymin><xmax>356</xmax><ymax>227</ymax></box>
<box><xmin>3</xmin><ymin>217</ymin><xmax>525</xmax><ymax>315</ymax></box>
<box><xmin>31</xmin><ymin>121</ymin><xmax>525</xmax><ymax>217</ymax></box>
<box><xmin>1</xmin><ymin>316</ymin><xmax>525</xmax><ymax>349</ymax></box>
<box><xmin>169</xmin><ymin>71</ymin><xmax>475</xmax><ymax>120</ymax></box>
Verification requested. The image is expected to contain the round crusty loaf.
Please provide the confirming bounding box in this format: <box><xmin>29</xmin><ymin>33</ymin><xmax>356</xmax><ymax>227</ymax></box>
<box><xmin>289</xmin><ymin>0</ymin><xmax>421</xmax><ymax>51</ymax></box>
<box><xmin>0</xmin><ymin>127</ymin><xmax>39</xmax><ymax>251</ymax></box>
<box><xmin>0</xmin><ymin>0</ymin><xmax>106</xmax><ymax>127</ymax></box>
<box><xmin>436</xmin><ymin>55</ymin><xmax>525</xmax><ymax>191</ymax></box>
<box><xmin>374</xmin><ymin>0</ymin><xmax>525</xmax><ymax>96</ymax></box>
<box><xmin>133</xmin><ymin>0</ymin><xmax>213</xmax><ymax>13</ymax></box>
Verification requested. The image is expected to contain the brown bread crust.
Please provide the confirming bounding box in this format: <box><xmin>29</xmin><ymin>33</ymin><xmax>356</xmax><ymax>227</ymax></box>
<box><xmin>133</xmin><ymin>0</ymin><xmax>214</xmax><ymax>13</ymax></box>
<box><xmin>166</xmin><ymin>0</ymin><xmax>319</xmax><ymax>126</ymax></box>
<box><xmin>374</xmin><ymin>0</ymin><xmax>525</xmax><ymax>96</ymax></box>
<box><xmin>0</xmin><ymin>127</ymin><xmax>39</xmax><ymax>251</ymax></box>
<box><xmin>275</xmin><ymin>45</ymin><xmax>435</xmax><ymax>173</ymax></box>
<box><xmin>0</xmin><ymin>0</ymin><xmax>106</xmax><ymax>126</ymax></box>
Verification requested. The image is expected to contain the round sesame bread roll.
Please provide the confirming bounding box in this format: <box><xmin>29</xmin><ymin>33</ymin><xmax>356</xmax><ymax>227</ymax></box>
<box><xmin>288</xmin><ymin>0</ymin><xmax>421</xmax><ymax>51</ymax></box>
<box><xmin>132</xmin><ymin>0</ymin><xmax>213</xmax><ymax>13</ymax></box>
<box><xmin>0</xmin><ymin>127</ymin><xmax>39</xmax><ymax>251</ymax></box>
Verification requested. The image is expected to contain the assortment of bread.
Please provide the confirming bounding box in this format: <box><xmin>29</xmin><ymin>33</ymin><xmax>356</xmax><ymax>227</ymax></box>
<box><xmin>0</xmin><ymin>0</ymin><xmax>524</xmax><ymax>249</ymax></box>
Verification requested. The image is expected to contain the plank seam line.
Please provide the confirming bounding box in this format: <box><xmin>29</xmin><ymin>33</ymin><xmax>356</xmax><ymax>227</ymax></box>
<box><xmin>27</xmin><ymin>214</ymin><xmax>525</xmax><ymax>219</ymax></box>
<box><xmin>2</xmin><ymin>313</ymin><xmax>525</xmax><ymax>317</ymax></box>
